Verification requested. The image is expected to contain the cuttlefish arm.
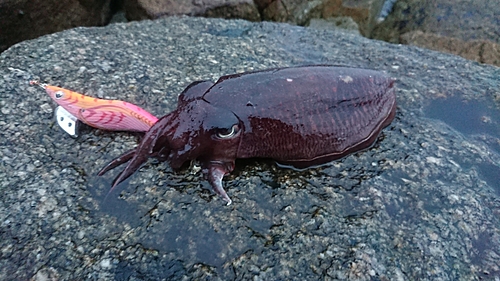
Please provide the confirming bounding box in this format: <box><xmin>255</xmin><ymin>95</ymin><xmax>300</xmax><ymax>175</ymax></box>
<box><xmin>203</xmin><ymin>161</ymin><xmax>235</xmax><ymax>205</ymax></box>
<box><xmin>98</xmin><ymin>112</ymin><xmax>175</xmax><ymax>193</ymax></box>
<box><xmin>97</xmin><ymin>149</ymin><xmax>137</xmax><ymax>177</ymax></box>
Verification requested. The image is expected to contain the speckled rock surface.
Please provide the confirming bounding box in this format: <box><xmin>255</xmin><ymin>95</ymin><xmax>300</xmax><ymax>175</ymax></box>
<box><xmin>0</xmin><ymin>16</ymin><xmax>499</xmax><ymax>280</ymax></box>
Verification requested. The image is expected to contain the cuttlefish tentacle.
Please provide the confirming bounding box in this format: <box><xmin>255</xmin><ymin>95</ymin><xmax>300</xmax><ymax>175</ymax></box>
<box><xmin>99</xmin><ymin>113</ymin><xmax>176</xmax><ymax>194</ymax></box>
<box><xmin>97</xmin><ymin>149</ymin><xmax>136</xmax><ymax>176</ymax></box>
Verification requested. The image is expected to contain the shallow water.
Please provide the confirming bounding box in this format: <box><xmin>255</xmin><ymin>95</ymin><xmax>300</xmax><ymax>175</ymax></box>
<box><xmin>424</xmin><ymin>96</ymin><xmax>500</xmax><ymax>145</ymax></box>
<box><xmin>424</xmin><ymin>95</ymin><xmax>500</xmax><ymax>194</ymax></box>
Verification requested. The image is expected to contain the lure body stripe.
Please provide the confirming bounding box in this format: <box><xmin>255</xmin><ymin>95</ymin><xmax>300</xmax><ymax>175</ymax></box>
<box><xmin>43</xmin><ymin>85</ymin><xmax>158</xmax><ymax>132</ymax></box>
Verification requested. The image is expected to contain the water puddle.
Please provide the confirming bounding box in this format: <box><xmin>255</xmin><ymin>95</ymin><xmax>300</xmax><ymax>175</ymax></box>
<box><xmin>424</xmin><ymin>95</ymin><xmax>500</xmax><ymax>193</ymax></box>
<box><xmin>424</xmin><ymin>96</ymin><xmax>500</xmax><ymax>141</ymax></box>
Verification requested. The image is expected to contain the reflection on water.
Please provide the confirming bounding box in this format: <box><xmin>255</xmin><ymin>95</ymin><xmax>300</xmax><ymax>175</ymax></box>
<box><xmin>424</xmin><ymin>96</ymin><xmax>500</xmax><ymax>194</ymax></box>
<box><xmin>424</xmin><ymin>96</ymin><xmax>500</xmax><ymax>145</ymax></box>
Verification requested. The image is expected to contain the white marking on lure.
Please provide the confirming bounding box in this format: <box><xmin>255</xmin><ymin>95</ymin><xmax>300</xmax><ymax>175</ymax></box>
<box><xmin>55</xmin><ymin>106</ymin><xmax>79</xmax><ymax>137</ymax></box>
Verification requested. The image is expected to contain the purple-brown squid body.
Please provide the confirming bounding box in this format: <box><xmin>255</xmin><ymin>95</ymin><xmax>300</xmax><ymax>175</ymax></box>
<box><xmin>99</xmin><ymin>65</ymin><xmax>397</xmax><ymax>204</ymax></box>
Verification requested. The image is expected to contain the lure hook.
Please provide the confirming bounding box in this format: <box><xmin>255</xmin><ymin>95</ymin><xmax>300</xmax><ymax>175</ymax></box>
<box><xmin>29</xmin><ymin>80</ymin><xmax>47</xmax><ymax>89</ymax></box>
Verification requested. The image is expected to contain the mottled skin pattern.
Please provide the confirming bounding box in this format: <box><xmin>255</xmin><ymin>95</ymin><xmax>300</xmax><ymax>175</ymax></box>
<box><xmin>99</xmin><ymin>66</ymin><xmax>397</xmax><ymax>204</ymax></box>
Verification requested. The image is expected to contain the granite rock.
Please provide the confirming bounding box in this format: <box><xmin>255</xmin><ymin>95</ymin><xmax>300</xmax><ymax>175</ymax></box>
<box><xmin>0</xmin><ymin>17</ymin><xmax>499</xmax><ymax>280</ymax></box>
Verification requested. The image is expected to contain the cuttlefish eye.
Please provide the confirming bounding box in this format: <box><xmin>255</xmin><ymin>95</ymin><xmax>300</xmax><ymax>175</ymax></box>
<box><xmin>216</xmin><ymin>124</ymin><xmax>240</xmax><ymax>139</ymax></box>
<box><xmin>55</xmin><ymin>91</ymin><xmax>64</xmax><ymax>99</ymax></box>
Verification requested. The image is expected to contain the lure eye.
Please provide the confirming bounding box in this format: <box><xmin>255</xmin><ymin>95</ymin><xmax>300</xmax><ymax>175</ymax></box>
<box><xmin>216</xmin><ymin>124</ymin><xmax>240</xmax><ymax>139</ymax></box>
<box><xmin>55</xmin><ymin>91</ymin><xmax>64</xmax><ymax>99</ymax></box>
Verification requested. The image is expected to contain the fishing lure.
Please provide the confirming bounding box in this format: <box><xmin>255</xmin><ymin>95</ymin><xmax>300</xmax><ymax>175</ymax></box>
<box><xmin>31</xmin><ymin>81</ymin><xmax>158</xmax><ymax>133</ymax></box>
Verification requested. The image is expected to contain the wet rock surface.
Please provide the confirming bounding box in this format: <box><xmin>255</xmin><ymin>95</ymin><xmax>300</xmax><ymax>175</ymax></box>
<box><xmin>1</xmin><ymin>17</ymin><xmax>500</xmax><ymax>280</ymax></box>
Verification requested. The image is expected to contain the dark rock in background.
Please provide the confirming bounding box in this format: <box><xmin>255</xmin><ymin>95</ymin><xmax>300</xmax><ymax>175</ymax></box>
<box><xmin>252</xmin><ymin>0</ymin><xmax>383</xmax><ymax>35</ymax></box>
<box><xmin>307</xmin><ymin>17</ymin><xmax>361</xmax><ymax>35</ymax></box>
<box><xmin>124</xmin><ymin>0</ymin><xmax>261</xmax><ymax>22</ymax></box>
<box><xmin>0</xmin><ymin>0</ymin><xmax>384</xmax><ymax>52</ymax></box>
<box><xmin>0</xmin><ymin>0</ymin><xmax>113</xmax><ymax>52</ymax></box>
<box><xmin>400</xmin><ymin>31</ymin><xmax>500</xmax><ymax>67</ymax></box>
<box><xmin>372</xmin><ymin>0</ymin><xmax>500</xmax><ymax>43</ymax></box>
<box><xmin>1</xmin><ymin>16</ymin><xmax>499</xmax><ymax>280</ymax></box>
<box><xmin>371</xmin><ymin>0</ymin><xmax>500</xmax><ymax>66</ymax></box>
<box><xmin>321</xmin><ymin>0</ymin><xmax>383</xmax><ymax>36</ymax></box>
<box><xmin>1</xmin><ymin>0</ymin><xmax>498</xmax><ymax>67</ymax></box>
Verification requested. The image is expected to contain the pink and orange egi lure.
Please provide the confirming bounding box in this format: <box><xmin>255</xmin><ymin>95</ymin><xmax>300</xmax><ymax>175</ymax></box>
<box><xmin>31</xmin><ymin>81</ymin><xmax>158</xmax><ymax>132</ymax></box>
